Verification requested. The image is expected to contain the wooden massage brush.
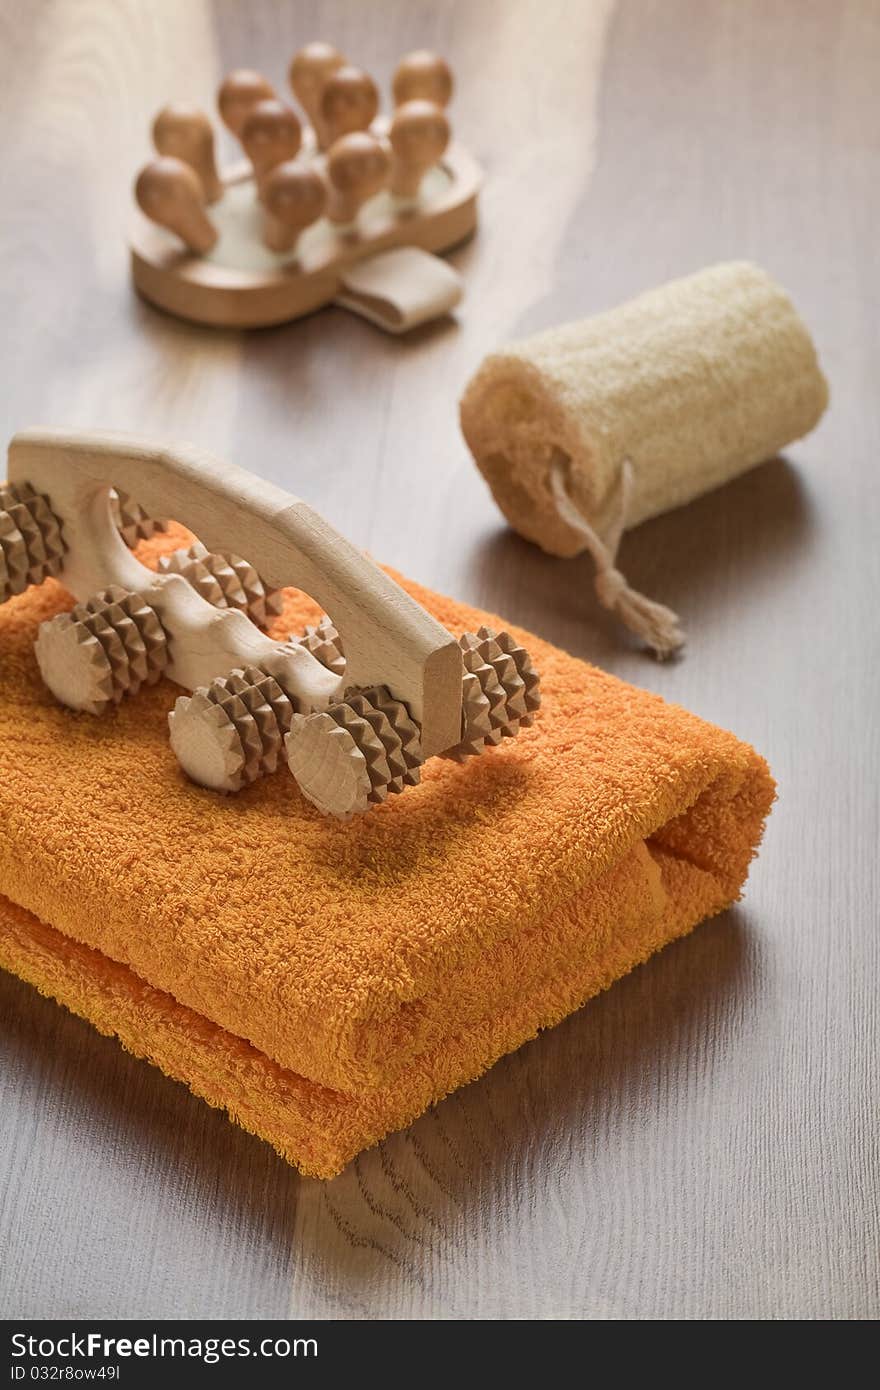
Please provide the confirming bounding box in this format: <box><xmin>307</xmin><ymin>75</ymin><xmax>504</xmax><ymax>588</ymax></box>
<box><xmin>131</xmin><ymin>46</ymin><xmax>478</xmax><ymax>333</ymax></box>
<box><xmin>0</xmin><ymin>430</ymin><xmax>540</xmax><ymax>820</ymax></box>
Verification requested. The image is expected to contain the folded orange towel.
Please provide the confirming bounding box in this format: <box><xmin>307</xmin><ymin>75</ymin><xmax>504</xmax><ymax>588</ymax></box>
<box><xmin>0</xmin><ymin>528</ymin><xmax>774</xmax><ymax>1177</ymax></box>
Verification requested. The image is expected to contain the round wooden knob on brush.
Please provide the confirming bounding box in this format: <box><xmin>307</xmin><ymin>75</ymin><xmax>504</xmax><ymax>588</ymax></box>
<box><xmin>389</xmin><ymin>99</ymin><xmax>450</xmax><ymax>198</ymax></box>
<box><xmin>325</xmin><ymin>132</ymin><xmax>390</xmax><ymax>225</ymax></box>
<box><xmin>392</xmin><ymin>50</ymin><xmax>453</xmax><ymax>108</ymax></box>
<box><xmin>152</xmin><ymin>104</ymin><xmax>223</xmax><ymax>203</ymax></box>
<box><xmin>241</xmin><ymin>99</ymin><xmax>302</xmax><ymax>182</ymax></box>
<box><xmin>260</xmin><ymin>162</ymin><xmax>327</xmax><ymax>252</ymax></box>
<box><xmin>218</xmin><ymin>69</ymin><xmax>276</xmax><ymax>137</ymax></box>
<box><xmin>135</xmin><ymin>156</ymin><xmax>218</xmax><ymax>254</ymax></box>
<box><xmin>320</xmin><ymin>66</ymin><xmax>379</xmax><ymax>148</ymax></box>
<box><xmin>289</xmin><ymin>41</ymin><xmax>345</xmax><ymax>149</ymax></box>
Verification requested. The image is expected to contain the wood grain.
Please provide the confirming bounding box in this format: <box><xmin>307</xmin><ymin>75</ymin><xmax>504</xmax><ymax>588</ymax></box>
<box><xmin>0</xmin><ymin>0</ymin><xmax>877</xmax><ymax>1320</ymax></box>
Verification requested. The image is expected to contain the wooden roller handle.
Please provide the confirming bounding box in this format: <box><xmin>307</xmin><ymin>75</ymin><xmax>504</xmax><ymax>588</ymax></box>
<box><xmin>8</xmin><ymin>428</ymin><xmax>462</xmax><ymax>757</ymax></box>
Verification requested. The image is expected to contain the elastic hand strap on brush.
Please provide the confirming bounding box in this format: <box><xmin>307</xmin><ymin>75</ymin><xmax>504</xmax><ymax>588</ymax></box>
<box><xmin>548</xmin><ymin>459</ymin><xmax>685</xmax><ymax>660</ymax></box>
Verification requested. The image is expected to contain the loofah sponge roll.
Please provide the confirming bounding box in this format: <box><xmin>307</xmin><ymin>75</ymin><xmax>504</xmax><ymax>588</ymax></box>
<box><xmin>460</xmin><ymin>262</ymin><xmax>828</xmax><ymax>655</ymax></box>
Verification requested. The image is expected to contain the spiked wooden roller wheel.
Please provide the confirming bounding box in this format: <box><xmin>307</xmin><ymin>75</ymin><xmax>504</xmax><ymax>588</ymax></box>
<box><xmin>158</xmin><ymin>540</ymin><xmax>283</xmax><ymax>628</ymax></box>
<box><xmin>285</xmin><ymin>686</ymin><xmax>421</xmax><ymax>819</ymax></box>
<box><xmin>300</xmin><ymin>614</ymin><xmax>345</xmax><ymax>677</ymax></box>
<box><xmin>4</xmin><ymin>429</ymin><xmax>541</xmax><ymax>821</ymax></box>
<box><xmin>0</xmin><ymin>480</ymin><xmax>65</xmax><ymax>600</ymax></box>
<box><xmin>35</xmin><ymin>587</ymin><xmax>170</xmax><ymax>714</ymax></box>
<box><xmin>442</xmin><ymin>627</ymin><xmax>541</xmax><ymax>762</ymax></box>
<box><xmin>110</xmin><ymin>490</ymin><xmax>168</xmax><ymax>548</ymax></box>
<box><xmin>169</xmin><ymin>664</ymin><xmax>296</xmax><ymax>792</ymax></box>
<box><xmin>0</xmin><ymin>477</ymin><xmax>164</xmax><ymax>608</ymax></box>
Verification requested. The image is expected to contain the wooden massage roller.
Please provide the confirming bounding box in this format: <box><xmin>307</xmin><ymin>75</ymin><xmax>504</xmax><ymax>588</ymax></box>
<box><xmin>0</xmin><ymin>430</ymin><xmax>540</xmax><ymax>820</ymax></box>
<box><xmin>131</xmin><ymin>46</ymin><xmax>479</xmax><ymax>331</ymax></box>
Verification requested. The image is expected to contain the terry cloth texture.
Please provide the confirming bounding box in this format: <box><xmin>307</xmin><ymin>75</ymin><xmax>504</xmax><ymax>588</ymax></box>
<box><xmin>0</xmin><ymin>527</ymin><xmax>775</xmax><ymax>1177</ymax></box>
<box><xmin>460</xmin><ymin>261</ymin><xmax>829</xmax><ymax>559</ymax></box>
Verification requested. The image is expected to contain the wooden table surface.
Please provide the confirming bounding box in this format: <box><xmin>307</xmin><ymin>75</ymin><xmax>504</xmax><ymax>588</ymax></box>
<box><xmin>1</xmin><ymin>0</ymin><xmax>877</xmax><ymax>1321</ymax></box>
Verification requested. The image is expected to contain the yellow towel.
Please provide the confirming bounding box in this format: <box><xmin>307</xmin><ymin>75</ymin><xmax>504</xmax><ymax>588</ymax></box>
<box><xmin>0</xmin><ymin>527</ymin><xmax>774</xmax><ymax>1177</ymax></box>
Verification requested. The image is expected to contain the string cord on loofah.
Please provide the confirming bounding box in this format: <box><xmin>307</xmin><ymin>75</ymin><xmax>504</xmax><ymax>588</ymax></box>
<box><xmin>462</xmin><ymin>265</ymin><xmax>829</xmax><ymax>659</ymax></box>
<box><xmin>547</xmin><ymin>457</ymin><xmax>685</xmax><ymax>660</ymax></box>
